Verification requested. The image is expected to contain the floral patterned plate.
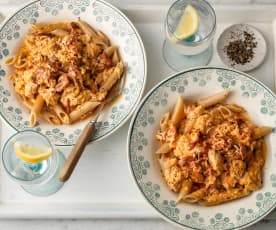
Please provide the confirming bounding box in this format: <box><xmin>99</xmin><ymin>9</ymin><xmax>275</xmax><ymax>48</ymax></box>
<box><xmin>127</xmin><ymin>67</ymin><xmax>276</xmax><ymax>230</ymax></box>
<box><xmin>0</xmin><ymin>0</ymin><xmax>146</xmax><ymax>146</ymax></box>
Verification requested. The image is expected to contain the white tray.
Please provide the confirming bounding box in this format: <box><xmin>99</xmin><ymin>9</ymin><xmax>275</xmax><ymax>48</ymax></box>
<box><xmin>0</xmin><ymin>3</ymin><xmax>276</xmax><ymax>219</ymax></box>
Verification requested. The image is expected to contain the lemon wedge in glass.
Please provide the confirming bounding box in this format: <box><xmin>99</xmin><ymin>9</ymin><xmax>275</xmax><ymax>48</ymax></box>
<box><xmin>171</xmin><ymin>4</ymin><xmax>200</xmax><ymax>42</ymax></box>
<box><xmin>14</xmin><ymin>141</ymin><xmax>52</xmax><ymax>164</ymax></box>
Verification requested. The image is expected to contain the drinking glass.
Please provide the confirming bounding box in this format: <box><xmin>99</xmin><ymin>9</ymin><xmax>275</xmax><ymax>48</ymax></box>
<box><xmin>2</xmin><ymin>130</ymin><xmax>65</xmax><ymax>196</ymax></box>
<box><xmin>163</xmin><ymin>0</ymin><xmax>216</xmax><ymax>71</ymax></box>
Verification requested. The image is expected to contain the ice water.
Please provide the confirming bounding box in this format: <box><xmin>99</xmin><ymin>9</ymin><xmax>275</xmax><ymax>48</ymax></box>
<box><xmin>166</xmin><ymin>1</ymin><xmax>216</xmax><ymax>55</ymax></box>
<box><xmin>2</xmin><ymin>133</ymin><xmax>52</xmax><ymax>182</ymax></box>
<box><xmin>7</xmin><ymin>152</ymin><xmax>51</xmax><ymax>181</ymax></box>
<box><xmin>2</xmin><ymin>130</ymin><xmax>65</xmax><ymax>196</ymax></box>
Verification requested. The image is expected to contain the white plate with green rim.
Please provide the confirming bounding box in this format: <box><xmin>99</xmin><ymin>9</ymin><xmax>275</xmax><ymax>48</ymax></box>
<box><xmin>127</xmin><ymin>67</ymin><xmax>276</xmax><ymax>230</ymax></box>
<box><xmin>0</xmin><ymin>0</ymin><xmax>147</xmax><ymax>146</ymax></box>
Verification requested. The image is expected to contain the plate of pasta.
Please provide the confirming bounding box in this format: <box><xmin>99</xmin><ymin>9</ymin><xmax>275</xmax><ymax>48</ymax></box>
<box><xmin>128</xmin><ymin>67</ymin><xmax>276</xmax><ymax>230</ymax></box>
<box><xmin>0</xmin><ymin>0</ymin><xmax>146</xmax><ymax>146</ymax></box>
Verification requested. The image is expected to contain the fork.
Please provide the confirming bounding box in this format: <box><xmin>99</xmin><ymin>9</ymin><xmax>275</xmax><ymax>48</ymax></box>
<box><xmin>59</xmin><ymin>73</ymin><xmax>125</xmax><ymax>182</ymax></box>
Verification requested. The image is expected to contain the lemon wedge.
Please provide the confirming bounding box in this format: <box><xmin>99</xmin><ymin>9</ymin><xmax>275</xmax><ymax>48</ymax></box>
<box><xmin>14</xmin><ymin>141</ymin><xmax>52</xmax><ymax>164</ymax></box>
<box><xmin>172</xmin><ymin>4</ymin><xmax>200</xmax><ymax>41</ymax></box>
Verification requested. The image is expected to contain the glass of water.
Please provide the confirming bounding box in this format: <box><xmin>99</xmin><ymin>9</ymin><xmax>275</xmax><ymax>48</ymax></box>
<box><xmin>2</xmin><ymin>130</ymin><xmax>65</xmax><ymax>196</ymax></box>
<box><xmin>163</xmin><ymin>0</ymin><xmax>216</xmax><ymax>71</ymax></box>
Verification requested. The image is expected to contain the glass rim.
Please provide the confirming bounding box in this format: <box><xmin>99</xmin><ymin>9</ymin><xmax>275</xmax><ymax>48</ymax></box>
<box><xmin>165</xmin><ymin>0</ymin><xmax>217</xmax><ymax>45</ymax></box>
<box><xmin>1</xmin><ymin>130</ymin><xmax>57</xmax><ymax>184</ymax></box>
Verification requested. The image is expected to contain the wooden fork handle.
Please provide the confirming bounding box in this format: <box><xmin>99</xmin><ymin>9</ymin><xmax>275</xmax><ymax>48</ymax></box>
<box><xmin>59</xmin><ymin>120</ymin><xmax>97</xmax><ymax>182</ymax></box>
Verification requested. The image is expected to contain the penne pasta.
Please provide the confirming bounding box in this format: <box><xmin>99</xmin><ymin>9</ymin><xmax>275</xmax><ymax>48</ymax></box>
<box><xmin>52</xmin><ymin>104</ymin><xmax>70</xmax><ymax>124</ymax></box>
<box><xmin>112</xmin><ymin>50</ymin><xmax>120</xmax><ymax>64</ymax></box>
<box><xmin>32</xmin><ymin>95</ymin><xmax>44</xmax><ymax>114</ymax></box>
<box><xmin>21</xmin><ymin>99</ymin><xmax>33</xmax><ymax>111</ymax></box>
<box><xmin>227</xmin><ymin>103</ymin><xmax>245</xmax><ymax>113</ymax></box>
<box><xmin>171</xmin><ymin>95</ymin><xmax>185</xmax><ymax>126</ymax></box>
<box><xmin>76</xmin><ymin>20</ymin><xmax>109</xmax><ymax>47</ymax></box>
<box><xmin>32</xmin><ymin>22</ymin><xmax>68</xmax><ymax>33</ymax></box>
<box><xmin>176</xmin><ymin>180</ymin><xmax>192</xmax><ymax>203</ymax></box>
<box><xmin>202</xmin><ymin>189</ymin><xmax>250</xmax><ymax>206</ymax></box>
<box><xmin>76</xmin><ymin>20</ymin><xmax>98</xmax><ymax>38</ymax></box>
<box><xmin>182</xmin><ymin>188</ymin><xmax>206</xmax><ymax>203</ymax></box>
<box><xmin>183</xmin><ymin>105</ymin><xmax>204</xmax><ymax>133</ymax></box>
<box><xmin>50</xmin><ymin>28</ymin><xmax>69</xmax><ymax>36</ymax></box>
<box><xmin>253</xmin><ymin>126</ymin><xmax>272</xmax><ymax>140</ymax></box>
<box><xmin>98</xmin><ymin>61</ymin><xmax>124</xmax><ymax>96</ymax></box>
<box><xmin>5</xmin><ymin>56</ymin><xmax>16</xmax><ymax>65</ymax></box>
<box><xmin>97</xmin><ymin>30</ymin><xmax>110</xmax><ymax>46</ymax></box>
<box><xmin>41</xmin><ymin>111</ymin><xmax>61</xmax><ymax>125</ymax></box>
<box><xmin>197</xmin><ymin>88</ymin><xmax>231</xmax><ymax>107</ymax></box>
<box><xmin>6</xmin><ymin>20</ymin><xmax>124</xmax><ymax>126</ymax></box>
<box><xmin>218</xmin><ymin>105</ymin><xmax>232</xmax><ymax>118</ymax></box>
<box><xmin>104</xmin><ymin>46</ymin><xmax>118</xmax><ymax>57</ymax></box>
<box><xmin>156</xmin><ymin>91</ymin><xmax>271</xmax><ymax>206</ymax></box>
<box><xmin>14</xmin><ymin>59</ymin><xmax>28</xmax><ymax>69</ymax></box>
<box><xmin>69</xmin><ymin>101</ymin><xmax>101</xmax><ymax>122</ymax></box>
<box><xmin>29</xmin><ymin>95</ymin><xmax>44</xmax><ymax>127</ymax></box>
<box><xmin>155</xmin><ymin>143</ymin><xmax>171</xmax><ymax>154</ymax></box>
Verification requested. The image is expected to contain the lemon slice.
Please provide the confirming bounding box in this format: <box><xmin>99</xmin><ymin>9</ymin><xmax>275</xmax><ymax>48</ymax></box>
<box><xmin>14</xmin><ymin>141</ymin><xmax>52</xmax><ymax>164</ymax></box>
<box><xmin>172</xmin><ymin>4</ymin><xmax>200</xmax><ymax>41</ymax></box>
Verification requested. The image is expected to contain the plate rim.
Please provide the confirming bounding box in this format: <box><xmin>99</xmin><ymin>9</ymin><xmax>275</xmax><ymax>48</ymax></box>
<box><xmin>127</xmin><ymin>66</ymin><xmax>276</xmax><ymax>230</ymax></box>
<box><xmin>0</xmin><ymin>0</ymin><xmax>148</xmax><ymax>146</ymax></box>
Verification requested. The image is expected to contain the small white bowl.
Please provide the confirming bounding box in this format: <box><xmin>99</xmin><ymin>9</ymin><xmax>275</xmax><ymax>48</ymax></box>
<box><xmin>217</xmin><ymin>24</ymin><xmax>267</xmax><ymax>72</ymax></box>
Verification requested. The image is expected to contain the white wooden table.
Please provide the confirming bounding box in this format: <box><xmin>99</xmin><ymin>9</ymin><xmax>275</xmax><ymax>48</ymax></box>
<box><xmin>1</xmin><ymin>0</ymin><xmax>276</xmax><ymax>229</ymax></box>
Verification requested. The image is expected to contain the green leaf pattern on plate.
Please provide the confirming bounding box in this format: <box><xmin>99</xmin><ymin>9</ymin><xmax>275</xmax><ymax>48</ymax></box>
<box><xmin>235</xmin><ymin>193</ymin><xmax>276</xmax><ymax>227</ymax></box>
<box><xmin>134</xmin><ymin>104</ymin><xmax>155</xmax><ymax>128</ymax></box>
<box><xmin>129</xmin><ymin>127</ymin><xmax>150</xmax><ymax>180</ymax></box>
<box><xmin>208</xmin><ymin>213</ymin><xmax>234</xmax><ymax>230</ymax></box>
<box><xmin>260</xmin><ymin>92</ymin><xmax>276</xmax><ymax>115</ymax></box>
<box><xmin>0</xmin><ymin>42</ymin><xmax>9</xmax><ymax>60</ymax></box>
<box><xmin>40</xmin><ymin>0</ymin><xmax>90</xmax><ymax>16</ymax></box>
<box><xmin>93</xmin><ymin>1</ymin><xmax>133</xmax><ymax>37</ymax></box>
<box><xmin>0</xmin><ymin>86</ymin><xmax>25</xmax><ymax>129</ymax></box>
<box><xmin>181</xmin><ymin>211</ymin><xmax>206</xmax><ymax>229</ymax></box>
<box><xmin>0</xmin><ymin>3</ymin><xmax>39</xmax><ymax>41</ymax></box>
<box><xmin>140</xmin><ymin>181</ymin><xmax>180</xmax><ymax>222</ymax></box>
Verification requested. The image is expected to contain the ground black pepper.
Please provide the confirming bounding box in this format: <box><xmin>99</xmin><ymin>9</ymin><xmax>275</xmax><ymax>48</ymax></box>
<box><xmin>224</xmin><ymin>31</ymin><xmax>257</xmax><ymax>65</ymax></box>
